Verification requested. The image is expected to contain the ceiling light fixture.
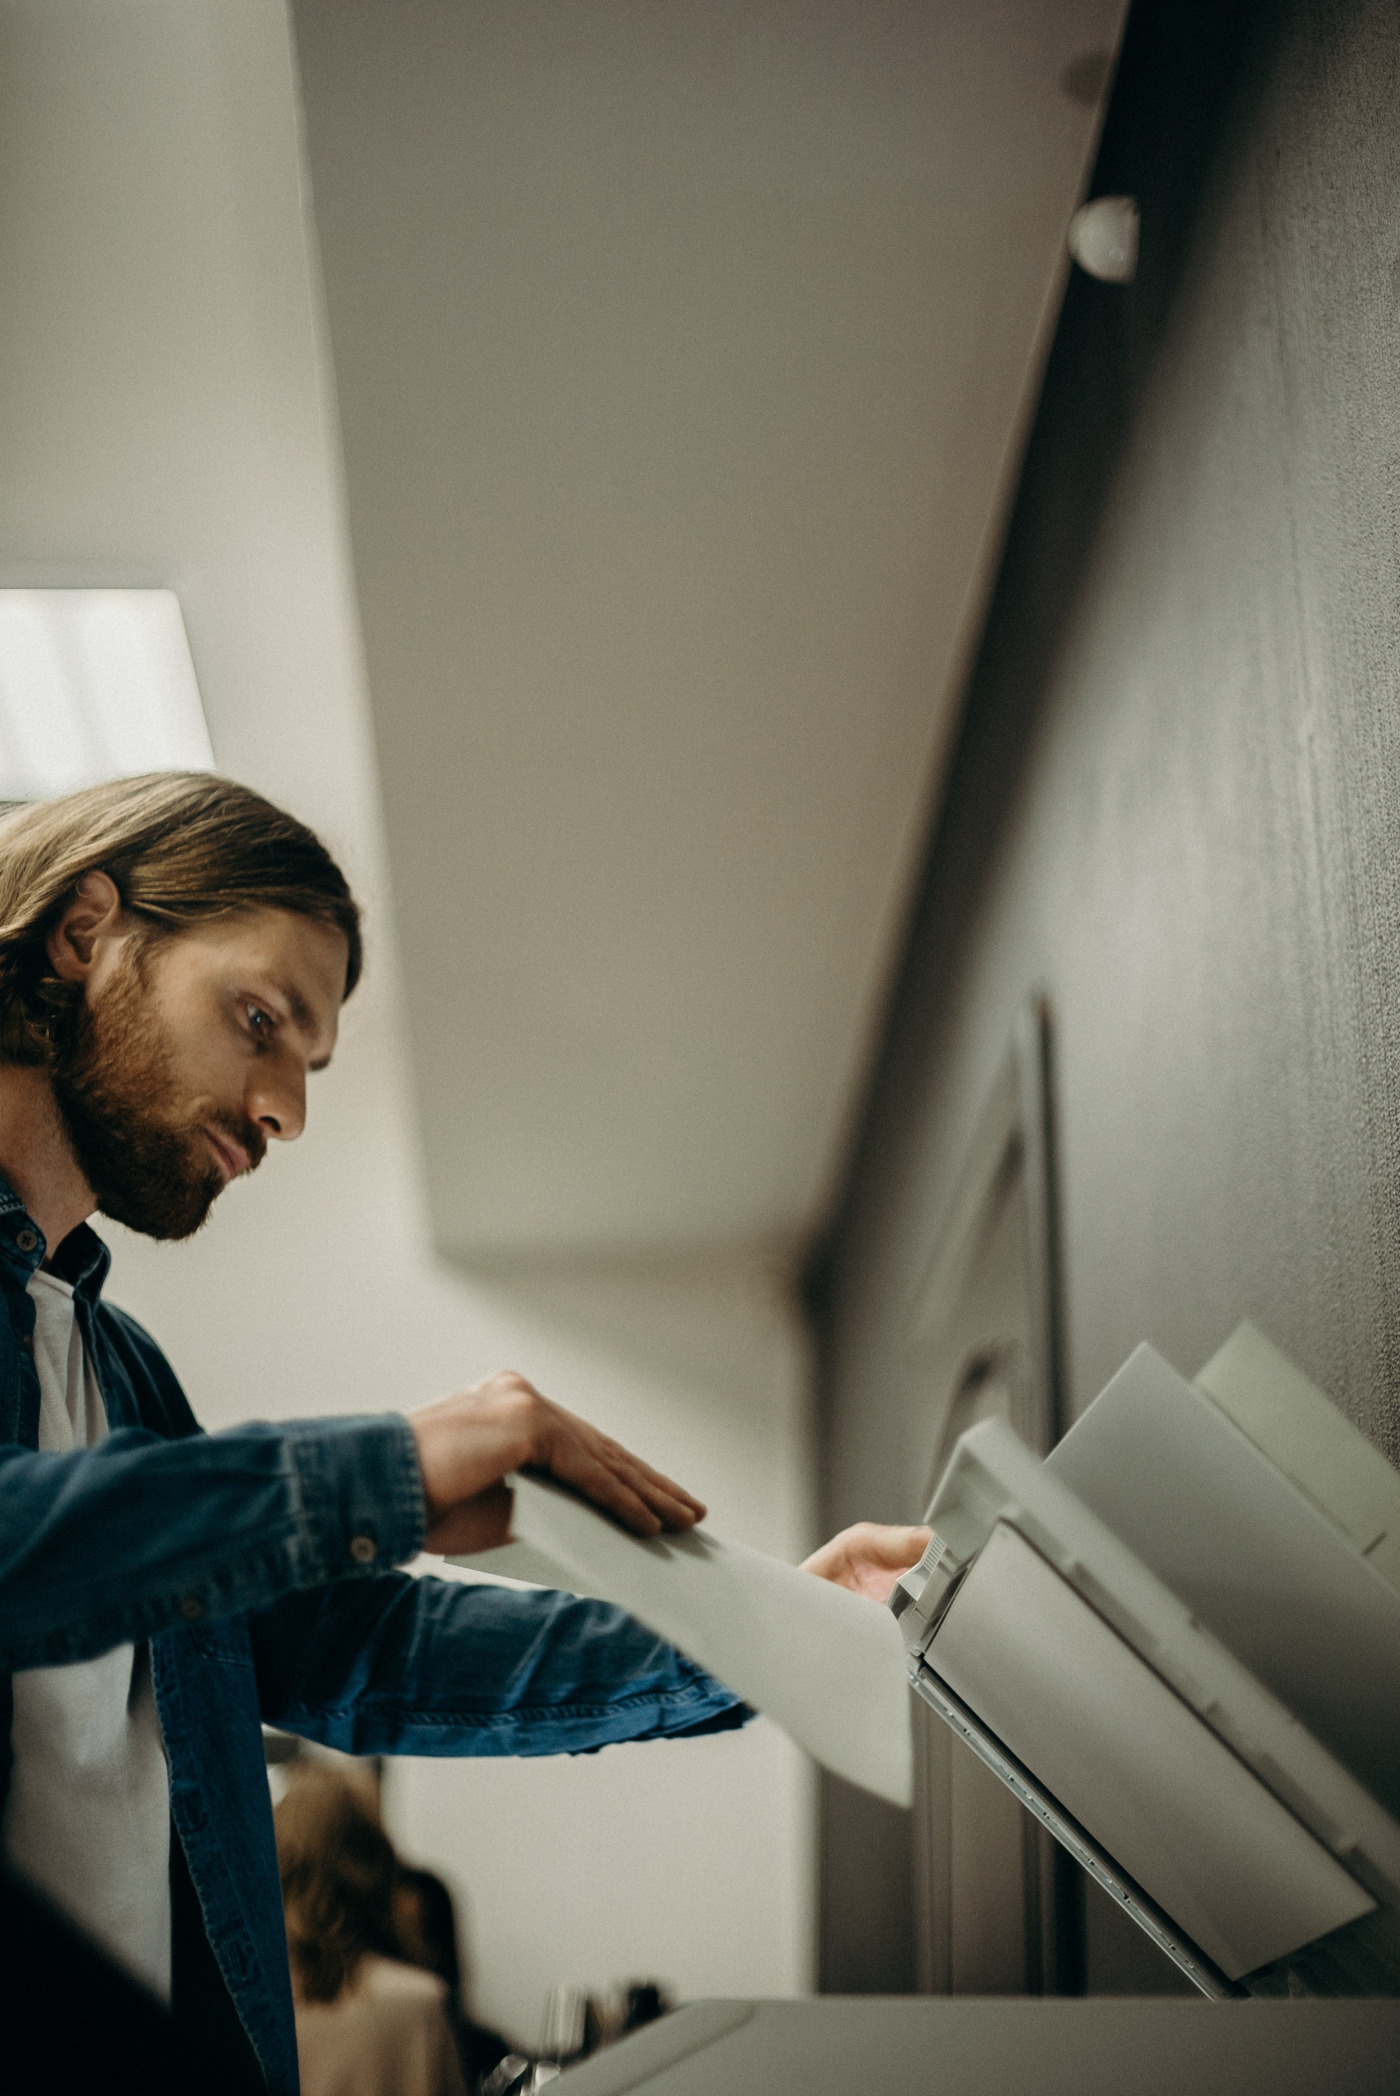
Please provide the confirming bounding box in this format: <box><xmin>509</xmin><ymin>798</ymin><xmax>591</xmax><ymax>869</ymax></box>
<box><xmin>0</xmin><ymin>588</ymin><xmax>215</xmax><ymax>804</ymax></box>
<box><xmin>1068</xmin><ymin>195</ymin><xmax>1139</xmax><ymax>284</ymax></box>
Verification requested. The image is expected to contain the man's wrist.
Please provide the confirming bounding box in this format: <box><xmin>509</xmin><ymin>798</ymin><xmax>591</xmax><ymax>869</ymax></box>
<box><xmin>283</xmin><ymin>1413</ymin><xmax>427</xmax><ymax>1579</ymax></box>
<box><xmin>407</xmin><ymin>1379</ymin><xmax>539</xmax><ymax>1522</ymax></box>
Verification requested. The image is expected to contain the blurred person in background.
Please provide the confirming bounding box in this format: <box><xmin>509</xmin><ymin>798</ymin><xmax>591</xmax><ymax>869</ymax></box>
<box><xmin>277</xmin><ymin>1766</ymin><xmax>466</xmax><ymax>2096</ymax></box>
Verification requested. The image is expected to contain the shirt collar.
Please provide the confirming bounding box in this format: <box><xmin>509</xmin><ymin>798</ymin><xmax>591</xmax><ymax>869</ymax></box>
<box><xmin>0</xmin><ymin>1174</ymin><xmax>111</xmax><ymax>1302</ymax></box>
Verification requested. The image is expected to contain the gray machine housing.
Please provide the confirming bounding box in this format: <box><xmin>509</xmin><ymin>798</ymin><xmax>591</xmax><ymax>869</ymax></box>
<box><xmin>554</xmin><ymin>1997</ymin><xmax>1400</xmax><ymax>2096</ymax></box>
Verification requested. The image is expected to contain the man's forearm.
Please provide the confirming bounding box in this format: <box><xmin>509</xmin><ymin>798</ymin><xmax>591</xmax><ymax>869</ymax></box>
<box><xmin>0</xmin><ymin>1413</ymin><xmax>425</xmax><ymax>1669</ymax></box>
<box><xmin>250</xmin><ymin>1571</ymin><xmax>749</xmax><ymax>1759</ymax></box>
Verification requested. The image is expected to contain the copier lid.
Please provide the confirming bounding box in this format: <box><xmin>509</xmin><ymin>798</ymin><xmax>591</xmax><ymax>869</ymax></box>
<box><xmin>904</xmin><ymin>1409</ymin><xmax>1400</xmax><ymax>1986</ymax></box>
<box><xmin>1047</xmin><ymin>1343</ymin><xmax>1400</xmax><ymax>1817</ymax></box>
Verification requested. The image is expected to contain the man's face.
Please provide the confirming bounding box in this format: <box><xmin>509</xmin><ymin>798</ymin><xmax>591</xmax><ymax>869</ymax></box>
<box><xmin>50</xmin><ymin>907</ymin><xmax>346</xmax><ymax>1241</ymax></box>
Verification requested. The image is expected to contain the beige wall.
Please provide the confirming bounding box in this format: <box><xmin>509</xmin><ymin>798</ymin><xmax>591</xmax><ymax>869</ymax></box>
<box><xmin>0</xmin><ymin>0</ymin><xmax>814</xmax><ymax>2042</ymax></box>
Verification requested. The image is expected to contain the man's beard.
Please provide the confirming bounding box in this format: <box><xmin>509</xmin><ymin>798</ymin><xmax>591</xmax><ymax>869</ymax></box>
<box><xmin>49</xmin><ymin>948</ymin><xmax>263</xmax><ymax>1242</ymax></box>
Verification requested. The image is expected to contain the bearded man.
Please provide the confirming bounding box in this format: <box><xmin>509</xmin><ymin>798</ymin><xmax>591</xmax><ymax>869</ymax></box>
<box><xmin>0</xmin><ymin>773</ymin><xmax>925</xmax><ymax>2095</ymax></box>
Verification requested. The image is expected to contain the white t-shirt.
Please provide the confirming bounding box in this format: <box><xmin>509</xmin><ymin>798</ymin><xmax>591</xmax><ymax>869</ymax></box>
<box><xmin>2</xmin><ymin>1268</ymin><xmax>172</xmax><ymax>1998</ymax></box>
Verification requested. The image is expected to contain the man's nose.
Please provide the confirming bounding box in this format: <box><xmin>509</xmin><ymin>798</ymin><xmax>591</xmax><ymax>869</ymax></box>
<box><xmin>248</xmin><ymin>1064</ymin><xmax>307</xmax><ymax>1143</ymax></box>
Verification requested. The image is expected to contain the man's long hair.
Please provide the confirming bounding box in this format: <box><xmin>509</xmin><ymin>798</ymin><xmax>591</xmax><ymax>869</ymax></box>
<box><xmin>0</xmin><ymin>773</ymin><xmax>362</xmax><ymax>1064</ymax></box>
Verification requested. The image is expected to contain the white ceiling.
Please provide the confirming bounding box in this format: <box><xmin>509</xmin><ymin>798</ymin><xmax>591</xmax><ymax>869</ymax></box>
<box><xmin>293</xmin><ymin>0</ymin><xmax>1125</xmax><ymax>1264</ymax></box>
<box><xmin>0</xmin><ymin>0</ymin><xmax>385</xmax><ymax>891</ymax></box>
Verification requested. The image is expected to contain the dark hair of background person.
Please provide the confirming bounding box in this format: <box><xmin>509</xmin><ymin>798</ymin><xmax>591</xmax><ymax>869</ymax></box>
<box><xmin>275</xmin><ymin>1768</ymin><xmax>401</xmax><ymax>2004</ymax></box>
<box><xmin>0</xmin><ymin>771</ymin><xmax>362</xmax><ymax>1067</ymax></box>
<box><xmin>393</xmin><ymin>1868</ymin><xmax>463</xmax><ymax>2003</ymax></box>
<box><xmin>395</xmin><ymin>1865</ymin><xmax>511</xmax><ymax>2091</ymax></box>
<box><xmin>620</xmin><ymin>1982</ymin><xmax>670</xmax><ymax>2034</ymax></box>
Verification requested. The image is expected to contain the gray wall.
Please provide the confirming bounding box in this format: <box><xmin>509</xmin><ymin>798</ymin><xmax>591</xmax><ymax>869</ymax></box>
<box><xmin>815</xmin><ymin>0</ymin><xmax>1400</xmax><ymax>1991</ymax></box>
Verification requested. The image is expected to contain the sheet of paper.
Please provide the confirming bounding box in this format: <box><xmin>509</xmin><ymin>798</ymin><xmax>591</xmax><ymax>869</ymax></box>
<box><xmin>450</xmin><ymin>1473</ymin><xmax>912</xmax><ymax>1807</ymax></box>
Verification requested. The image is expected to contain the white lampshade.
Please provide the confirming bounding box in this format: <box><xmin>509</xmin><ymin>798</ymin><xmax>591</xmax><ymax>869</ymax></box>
<box><xmin>0</xmin><ymin>589</ymin><xmax>215</xmax><ymax>803</ymax></box>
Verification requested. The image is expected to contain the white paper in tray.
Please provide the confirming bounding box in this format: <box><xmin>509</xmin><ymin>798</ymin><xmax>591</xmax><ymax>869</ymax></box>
<box><xmin>450</xmin><ymin>1473</ymin><xmax>912</xmax><ymax>1807</ymax></box>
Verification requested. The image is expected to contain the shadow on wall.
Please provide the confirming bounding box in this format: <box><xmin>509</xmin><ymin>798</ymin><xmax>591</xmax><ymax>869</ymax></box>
<box><xmin>857</xmin><ymin>0</ymin><xmax>1264</xmax><ymax>1120</ymax></box>
<box><xmin>810</xmin><ymin>0</ymin><xmax>1323</xmax><ymax>2003</ymax></box>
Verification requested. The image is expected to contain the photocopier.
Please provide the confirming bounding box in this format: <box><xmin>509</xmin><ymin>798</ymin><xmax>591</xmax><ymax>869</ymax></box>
<box><xmin>556</xmin><ymin>1323</ymin><xmax>1400</xmax><ymax>2093</ymax></box>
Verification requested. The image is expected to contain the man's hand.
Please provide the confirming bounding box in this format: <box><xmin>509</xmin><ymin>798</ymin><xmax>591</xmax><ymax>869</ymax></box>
<box><xmin>801</xmin><ymin>1523</ymin><xmax>931</xmax><ymax>1604</ymax></box>
<box><xmin>409</xmin><ymin>1371</ymin><xmax>706</xmax><ymax>1555</ymax></box>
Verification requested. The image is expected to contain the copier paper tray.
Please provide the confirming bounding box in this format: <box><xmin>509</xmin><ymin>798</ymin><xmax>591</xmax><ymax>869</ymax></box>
<box><xmin>890</xmin><ymin>1329</ymin><xmax>1400</xmax><ymax>1997</ymax></box>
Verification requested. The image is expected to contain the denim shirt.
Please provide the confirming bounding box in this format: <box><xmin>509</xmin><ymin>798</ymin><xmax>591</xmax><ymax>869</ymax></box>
<box><xmin>0</xmin><ymin>1185</ymin><xmax>745</xmax><ymax>2094</ymax></box>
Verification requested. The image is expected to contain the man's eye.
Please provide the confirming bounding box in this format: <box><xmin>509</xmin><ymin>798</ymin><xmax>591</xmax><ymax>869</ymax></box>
<box><xmin>247</xmin><ymin>1005</ymin><xmax>275</xmax><ymax>1041</ymax></box>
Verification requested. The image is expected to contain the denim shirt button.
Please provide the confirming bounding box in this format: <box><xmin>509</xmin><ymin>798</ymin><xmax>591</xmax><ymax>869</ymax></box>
<box><xmin>14</xmin><ymin>1228</ymin><xmax>38</xmax><ymax>1253</ymax></box>
<box><xmin>349</xmin><ymin>1534</ymin><xmax>378</xmax><ymax>1566</ymax></box>
<box><xmin>179</xmin><ymin>1595</ymin><xmax>205</xmax><ymax>1620</ymax></box>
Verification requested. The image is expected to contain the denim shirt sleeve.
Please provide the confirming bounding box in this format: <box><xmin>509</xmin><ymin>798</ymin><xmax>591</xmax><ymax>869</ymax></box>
<box><xmin>249</xmin><ymin>1571</ymin><xmax>750</xmax><ymax>1756</ymax></box>
<box><xmin>0</xmin><ymin>1414</ymin><xmax>426</xmax><ymax>1669</ymax></box>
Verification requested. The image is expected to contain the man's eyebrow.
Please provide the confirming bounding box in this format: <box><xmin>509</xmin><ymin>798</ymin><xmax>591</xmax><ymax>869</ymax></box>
<box><xmin>268</xmin><ymin>979</ymin><xmax>335</xmax><ymax>1070</ymax></box>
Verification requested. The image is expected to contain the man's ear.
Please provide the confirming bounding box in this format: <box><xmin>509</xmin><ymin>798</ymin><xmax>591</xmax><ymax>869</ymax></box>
<box><xmin>46</xmin><ymin>871</ymin><xmax>126</xmax><ymax>983</ymax></box>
